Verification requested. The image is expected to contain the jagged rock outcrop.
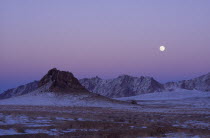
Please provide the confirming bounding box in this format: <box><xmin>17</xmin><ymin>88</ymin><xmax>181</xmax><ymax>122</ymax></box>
<box><xmin>164</xmin><ymin>73</ymin><xmax>210</xmax><ymax>92</ymax></box>
<box><xmin>0</xmin><ymin>68</ymin><xmax>89</xmax><ymax>99</ymax></box>
<box><xmin>80</xmin><ymin>75</ymin><xmax>164</xmax><ymax>98</ymax></box>
<box><xmin>38</xmin><ymin>68</ymin><xmax>89</xmax><ymax>93</ymax></box>
<box><xmin>0</xmin><ymin>81</ymin><xmax>39</xmax><ymax>99</ymax></box>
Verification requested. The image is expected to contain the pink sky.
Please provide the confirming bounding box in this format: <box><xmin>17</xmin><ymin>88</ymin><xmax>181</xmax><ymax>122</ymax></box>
<box><xmin>0</xmin><ymin>0</ymin><xmax>210</xmax><ymax>91</ymax></box>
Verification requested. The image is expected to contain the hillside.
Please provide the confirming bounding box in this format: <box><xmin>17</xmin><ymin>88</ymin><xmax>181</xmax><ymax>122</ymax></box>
<box><xmin>0</xmin><ymin>68</ymin><xmax>129</xmax><ymax>107</ymax></box>
<box><xmin>0</xmin><ymin>81</ymin><xmax>39</xmax><ymax>99</ymax></box>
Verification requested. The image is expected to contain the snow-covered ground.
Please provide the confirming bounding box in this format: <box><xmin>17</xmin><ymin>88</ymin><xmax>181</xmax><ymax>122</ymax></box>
<box><xmin>115</xmin><ymin>89</ymin><xmax>210</xmax><ymax>101</ymax></box>
<box><xmin>0</xmin><ymin>128</ymin><xmax>99</xmax><ymax>136</ymax></box>
<box><xmin>113</xmin><ymin>89</ymin><xmax>210</xmax><ymax>115</ymax></box>
<box><xmin>0</xmin><ymin>90</ymin><xmax>129</xmax><ymax>108</ymax></box>
<box><xmin>0</xmin><ymin>106</ymin><xmax>209</xmax><ymax>137</ymax></box>
<box><xmin>0</xmin><ymin>111</ymin><xmax>102</xmax><ymax>136</ymax></box>
<box><xmin>0</xmin><ymin>113</ymin><xmax>95</xmax><ymax>128</ymax></box>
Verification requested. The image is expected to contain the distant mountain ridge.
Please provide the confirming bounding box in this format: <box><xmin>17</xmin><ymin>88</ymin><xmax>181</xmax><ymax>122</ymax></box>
<box><xmin>79</xmin><ymin>75</ymin><xmax>164</xmax><ymax>98</ymax></box>
<box><xmin>0</xmin><ymin>70</ymin><xmax>210</xmax><ymax>99</ymax></box>
<box><xmin>0</xmin><ymin>81</ymin><xmax>39</xmax><ymax>99</ymax></box>
<box><xmin>164</xmin><ymin>73</ymin><xmax>210</xmax><ymax>92</ymax></box>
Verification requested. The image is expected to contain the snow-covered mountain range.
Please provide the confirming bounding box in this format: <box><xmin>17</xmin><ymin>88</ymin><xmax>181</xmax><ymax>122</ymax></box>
<box><xmin>79</xmin><ymin>73</ymin><xmax>210</xmax><ymax>98</ymax></box>
<box><xmin>0</xmin><ymin>68</ymin><xmax>127</xmax><ymax>107</ymax></box>
<box><xmin>79</xmin><ymin>75</ymin><xmax>164</xmax><ymax>98</ymax></box>
<box><xmin>0</xmin><ymin>69</ymin><xmax>209</xmax><ymax>99</ymax></box>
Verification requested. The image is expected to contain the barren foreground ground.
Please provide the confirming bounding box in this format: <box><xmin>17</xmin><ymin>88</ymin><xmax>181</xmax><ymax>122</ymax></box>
<box><xmin>0</xmin><ymin>100</ymin><xmax>210</xmax><ymax>138</ymax></box>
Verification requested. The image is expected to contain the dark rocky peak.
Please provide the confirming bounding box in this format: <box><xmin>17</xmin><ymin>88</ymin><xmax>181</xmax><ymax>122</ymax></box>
<box><xmin>38</xmin><ymin>68</ymin><xmax>88</xmax><ymax>93</ymax></box>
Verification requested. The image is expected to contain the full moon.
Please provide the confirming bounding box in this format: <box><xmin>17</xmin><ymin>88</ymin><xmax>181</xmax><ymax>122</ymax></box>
<box><xmin>159</xmin><ymin>46</ymin><xmax>166</xmax><ymax>52</ymax></box>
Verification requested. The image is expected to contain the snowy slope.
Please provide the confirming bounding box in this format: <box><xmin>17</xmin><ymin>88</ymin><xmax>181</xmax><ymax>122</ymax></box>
<box><xmin>115</xmin><ymin>89</ymin><xmax>210</xmax><ymax>101</ymax></box>
<box><xmin>0</xmin><ymin>81</ymin><xmax>39</xmax><ymax>99</ymax></box>
<box><xmin>0</xmin><ymin>88</ymin><xmax>129</xmax><ymax>107</ymax></box>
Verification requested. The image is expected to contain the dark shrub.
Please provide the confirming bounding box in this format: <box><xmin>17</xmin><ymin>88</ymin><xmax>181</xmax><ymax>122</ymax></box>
<box><xmin>131</xmin><ymin>100</ymin><xmax>137</xmax><ymax>104</ymax></box>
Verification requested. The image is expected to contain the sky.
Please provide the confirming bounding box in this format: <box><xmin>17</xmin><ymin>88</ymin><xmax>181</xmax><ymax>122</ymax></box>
<box><xmin>0</xmin><ymin>0</ymin><xmax>210</xmax><ymax>91</ymax></box>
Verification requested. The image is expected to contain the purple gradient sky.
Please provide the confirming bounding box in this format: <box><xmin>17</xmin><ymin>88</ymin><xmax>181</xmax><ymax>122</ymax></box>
<box><xmin>0</xmin><ymin>0</ymin><xmax>210</xmax><ymax>91</ymax></box>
